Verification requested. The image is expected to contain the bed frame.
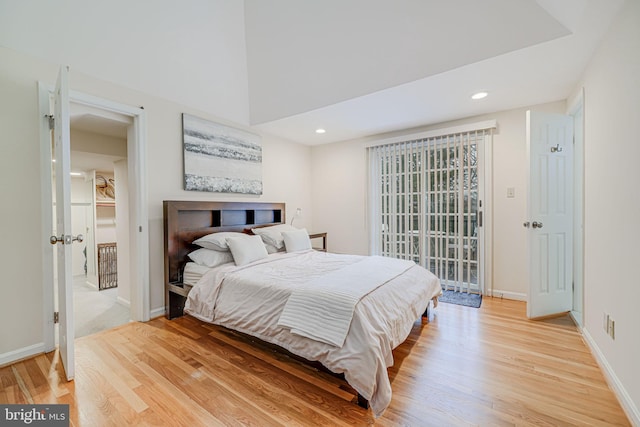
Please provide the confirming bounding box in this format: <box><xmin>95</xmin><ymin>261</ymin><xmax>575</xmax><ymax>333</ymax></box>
<box><xmin>163</xmin><ymin>200</ymin><xmax>286</xmax><ymax>319</ymax></box>
<box><xmin>162</xmin><ymin>200</ymin><xmax>434</xmax><ymax>411</ymax></box>
<box><xmin>162</xmin><ymin>200</ymin><xmax>374</xmax><ymax>409</ymax></box>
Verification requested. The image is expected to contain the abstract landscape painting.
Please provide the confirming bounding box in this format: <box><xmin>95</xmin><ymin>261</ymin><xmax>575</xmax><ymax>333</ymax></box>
<box><xmin>182</xmin><ymin>114</ymin><xmax>263</xmax><ymax>195</ymax></box>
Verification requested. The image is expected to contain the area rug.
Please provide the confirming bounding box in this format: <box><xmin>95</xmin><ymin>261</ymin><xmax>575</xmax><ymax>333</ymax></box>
<box><xmin>439</xmin><ymin>290</ymin><xmax>482</xmax><ymax>308</ymax></box>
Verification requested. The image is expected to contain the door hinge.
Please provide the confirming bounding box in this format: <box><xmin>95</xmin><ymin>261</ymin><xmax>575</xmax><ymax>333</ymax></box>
<box><xmin>572</xmin><ymin>282</ymin><xmax>575</xmax><ymax>291</ymax></box>
<box><xmin>54</xmin><ymin>312</ymin><xmax>59</xmax><ymax>324</ymax></box>
<box><xmin>46</xmin><ymin>114</ymin><xmax>55</xmax><ymax>130</ymax></box>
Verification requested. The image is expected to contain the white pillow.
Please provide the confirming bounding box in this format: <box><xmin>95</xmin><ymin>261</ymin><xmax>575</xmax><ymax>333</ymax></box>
<box><xmin>251</xmin><ymin>224</ymin><xmax>297</xmax><ymax>249</ymax></box>
<box><xmin>193</xmin><ymin>232</ymin><xmax>248</xmax><ymax>251</ymax></box>
<box><xmin>227</xmin><ymin>235</ymin><xmax>269</xmax><ymax>266</ymax></box>
<box><xmin>282</xmin><ymin>228</ymin><xmax>312</xmax><ymax>253</ymax></box>
<box><xmin>187</xmin><ymin>248</ymin><xmax>234</xmax><ymax>268</ymax></box>
<box><xmin>265</xmin><ymin>243</ymin><xmax>284</xmax><ymax>254</ymax></box>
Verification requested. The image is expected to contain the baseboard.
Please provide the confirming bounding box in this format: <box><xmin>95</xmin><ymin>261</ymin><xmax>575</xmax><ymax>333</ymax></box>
<box><xmin>0</xmin><ymin>343</ymin><xmax>44</xmax><ymax>368</ymax></box>
<box><xmin>569</xmin><ymin>310</ymin><xmax>583</xmax><ymax>329</ymax></box>
<box><xmin>150</xmin><ymin>306</ymin><xmax>166</xmax><ymax>319</ymax></box>
<box><xmin>117</xmin><ymin>296</ymin><xmax>131</xmax><ymax>308</ymax></box>
<box><xmin>489</xmin><ymin>289</ymin><xmax>527</xmax><ymax>301</ymax></box>
<box><xmin>582</xmin><ymin>328</ymin><xmax>640</xmax><ymax>426</ymax></box>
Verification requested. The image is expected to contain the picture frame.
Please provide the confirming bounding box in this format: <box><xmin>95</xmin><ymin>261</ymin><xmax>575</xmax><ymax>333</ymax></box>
<box><xmin>182</xmin><ymin>113</ymin><xmax>263</xmax><ymax>195</ymax></box>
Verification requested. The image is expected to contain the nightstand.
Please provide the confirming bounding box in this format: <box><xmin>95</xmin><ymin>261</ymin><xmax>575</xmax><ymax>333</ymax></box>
<box><xmin>166</xmin><ymin>282</ymin><xmax>193</xmax><ymax>319</ymax></box>
<box><xmin>309</xmin><ymin>232</ymin><xmax>327</xmax><ymax>251</ymax></box>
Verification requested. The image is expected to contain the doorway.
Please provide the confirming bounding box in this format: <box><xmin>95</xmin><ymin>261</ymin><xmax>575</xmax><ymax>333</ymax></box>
<box><xmin>367</xmin><ymin>126</ymin><xmax>493</xmax><ymax>295</ymax></box>
<box><xmin>39</xmin><ymin>81</ymin><xmax>149</xmax><ymax>356</ymax></box>
<box><xmin>68</xmin><ymin>104</ymin><xmax>132</xmax><ymax>338</ymax></box>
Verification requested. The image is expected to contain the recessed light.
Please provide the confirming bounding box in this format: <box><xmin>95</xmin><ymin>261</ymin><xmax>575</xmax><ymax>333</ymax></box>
<box><xmin>471</xmin><ymin>92</ymin><xmax>488</xmax><ymax>100</ymax></box>
<box><xmin>315</xmin><ymin>128</ymin><xmax>326</xmax><ymax>134</ymax></box>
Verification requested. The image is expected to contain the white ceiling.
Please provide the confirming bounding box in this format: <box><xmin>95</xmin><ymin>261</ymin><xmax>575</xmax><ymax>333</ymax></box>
<box><xmin>8</xmin><ymin>0</ymin><xmax>623</xmax><ymax>151</ymax></box>
<box><xmin>69</xmin><ymin>104</ymin><xmax>130</xmax><ymax>173</ymax></box>
<box><xmin>247</xmin><ymin>0</ymin><xmax>625</xmax><ymax>145</ymax></box>
<box><xmin>70</xmin><ymin>150</ymin><xmax>123</xmax><ymax>175</ymax></box>
<box><xmin>70</xmin><ymin>114</ymin><xmax>128</xmax><ymax>139</ymax></box>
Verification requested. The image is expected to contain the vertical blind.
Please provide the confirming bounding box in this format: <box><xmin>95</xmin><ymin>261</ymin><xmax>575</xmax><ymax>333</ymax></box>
<box><xmin>368</xmin><ymin>127</ymin><xmax>493</xmax><ymax>294</ymax></box>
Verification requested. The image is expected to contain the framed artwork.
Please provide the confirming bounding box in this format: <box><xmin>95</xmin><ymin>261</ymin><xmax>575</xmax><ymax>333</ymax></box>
<box><xmin>95</xmin><ymin>173</ymin><xmax>115</xmax><ymax>204</ymax></box>
<box><xmin>182</xmin><ymin>113</ymin><xmax>263</xmax><ymax>195</ymax></box>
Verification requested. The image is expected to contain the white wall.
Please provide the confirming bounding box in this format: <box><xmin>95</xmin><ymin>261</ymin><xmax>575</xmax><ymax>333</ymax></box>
<box><xmin>0</xmin><ymin>48</ymin><xmax>56</xmax><ymax>359</ymax></box>
<box><xmin>71</xmin><ymin>129</ymin><xmax>127</xmax><ymax>158</ymax></box>
<box><xmin>0</xmin><ymin>0</ymin><xmax>250</xmax><ymax>125</ymax></box>
<box><xmin>574</xmin><ymin>0</ymin><xmax>640</xmax><ymax>421</ymax></box>
<box><xmin>0</xmin><ymin>45</ymin><xmax>312</xmax><ymax>360</ymax></box>
<box><xmin>310</xmin><ymin>139</ymin><xmax>368</xmax><ymax>255</ymax></box>
<box><xmin>311</xmin><ymin>100</ymin><xmax>565</xmax><ymax>300</ymax></box>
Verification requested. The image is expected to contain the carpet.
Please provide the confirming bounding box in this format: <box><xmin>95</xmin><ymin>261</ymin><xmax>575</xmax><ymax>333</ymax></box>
<box><xmin>439</xmin><ymin>290</ymin><xmax>482</xmax><ymax>308</ymax></box>
<box><xmin>74</xmin><ymin>277</ymin><xmax>130</xmax><ymax>338</ymax></box>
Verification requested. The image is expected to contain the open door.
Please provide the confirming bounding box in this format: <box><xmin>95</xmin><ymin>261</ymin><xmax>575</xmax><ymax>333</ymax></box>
<box><xmin>51</xmin><ymin>65</ymin><xmax>78</xmax><ymax>380</ymax></box>
<box><xmin>525</xmin><ymin>110</ymin><xmax>573</xmax><ymax>319</ymax></box>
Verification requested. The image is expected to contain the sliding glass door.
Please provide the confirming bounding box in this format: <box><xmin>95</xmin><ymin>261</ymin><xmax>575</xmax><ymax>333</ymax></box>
<box><xmin>369</xmin><ymin>129</ymin><xmax>490</xmax><ymax>294</ymax></box>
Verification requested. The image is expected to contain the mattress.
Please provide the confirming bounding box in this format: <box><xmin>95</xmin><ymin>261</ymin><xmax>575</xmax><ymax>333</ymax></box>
<box><xmin>184</xmin><ymin>250</ymin><xmax>441</xmax><ymax>417</ymax></box>
<box><xmin>182</xmin><ymin>262</ymin><xmax>212</xmax><ymax>286</ymax></box>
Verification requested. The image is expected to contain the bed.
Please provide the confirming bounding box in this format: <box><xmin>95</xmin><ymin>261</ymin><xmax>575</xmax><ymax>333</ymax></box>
<box><xmin>163</xmin><ymin>200</ymin><xmax>441</xmax><ymax>417</ymax></box>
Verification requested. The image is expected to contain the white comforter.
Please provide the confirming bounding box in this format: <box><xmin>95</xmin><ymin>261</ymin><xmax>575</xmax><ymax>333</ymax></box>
<box><xmin>184</xmin><ymin>250</ymin><xmax>441</xmax><ymax>417</ymax></box>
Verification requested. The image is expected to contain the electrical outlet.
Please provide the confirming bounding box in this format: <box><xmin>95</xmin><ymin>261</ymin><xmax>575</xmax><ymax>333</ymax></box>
<box><xmin>605</xmin><ymin>315</ymin><xmax>616</xmax><ymax>339</ymax></box>
<box><xmin>610</xmin><ymin>320</ymin><xmax>615</xmax><ymax>339</ymax></box>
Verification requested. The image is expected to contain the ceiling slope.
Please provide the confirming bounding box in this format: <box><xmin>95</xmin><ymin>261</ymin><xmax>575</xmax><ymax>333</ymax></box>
<box><xmin>248</xmin><ymin>0</ymin><xmax>625</xmax><ymax>145</ymax></box>
<box><xmin>244</xmin><ymin>0</ymin><xmax>570</xmax><ymax>125</ymax></box>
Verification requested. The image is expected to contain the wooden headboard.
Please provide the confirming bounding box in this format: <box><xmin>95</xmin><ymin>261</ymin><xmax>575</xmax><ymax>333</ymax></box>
<box><xmin>163</xmin><ymin>200</ymin><xmax>285</xmax><ymax>318</ymax></box>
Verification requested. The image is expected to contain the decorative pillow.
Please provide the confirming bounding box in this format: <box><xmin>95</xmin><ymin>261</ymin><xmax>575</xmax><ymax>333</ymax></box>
<box><xmin>187</xmin><ymin>248</ymin><xmax>234</xmax><ymax>268</ymax></box>
<box><xmin>227</xmin><ymin>235</ymin><xmax>269</xmax><ymax>266</ymax></box>
<box><xmin>193</xmin><ymin>232</ymin><xmax>248</xmax><ymax>251</ymax></box>
<box><xmin>251</xmin><ymin>224</ymin><xmax>297</xmax><ymax>249</ymax></box>
<box><xmin>282</xmin><ymin>228</ymin><xmax>312</xmax><ymax>253</ymax></box>
<box><xmin>265</xmin><ymin>243</ymin><xmax>285</xmax><ymax>254</ymax></box>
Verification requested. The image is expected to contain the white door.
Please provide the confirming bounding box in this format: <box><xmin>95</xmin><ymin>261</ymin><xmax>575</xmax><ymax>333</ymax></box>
<box><xmin>52</xmin><ymin>66</ymin><xmax>76</xmax><ymax>380</ymax></box>
<box><xmin>526</xmin><ymin>110</ymin><xmax>573</xmax><ymax>318</ymax></box>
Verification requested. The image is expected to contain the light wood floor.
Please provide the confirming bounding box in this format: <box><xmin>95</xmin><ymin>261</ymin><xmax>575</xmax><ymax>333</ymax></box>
<box><xmin>1</xmin><ymin>297</ymin><xmax>630</xmax><ymax>426</ymax></box>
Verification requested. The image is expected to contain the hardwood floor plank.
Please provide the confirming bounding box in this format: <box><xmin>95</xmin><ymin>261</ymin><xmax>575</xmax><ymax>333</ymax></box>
<box><xmin>10</xmin><ymin>365</ymin><xmax>34</xmax><ymax>404</ymax></box>
<box><xmin>145</xmin><ymin>323</ymin><xmax>363</xmax><ymax>426</ymax></box>
<box><xmin>0</xmin><ymin>297</ymin><xmax>630</xmax><ymax>426</ymax></box>
<box><xmin>111</xmin><ymin>341</ymin><xmax>228</xmax><ymax>427</ymax></box>
<box><xmin>81</xmin><ymin>346</ymin><xmax>148</xmax><ymax>413</ymax></box>
<box><xmin>204</xmin><ymin>324</ymin><xmax>355</xmax><ymax>398</ymax></box>
<box><xmin>33</xmin><ymin>353</ymin><xmax>70</xmax><ymax>400</ymax></box>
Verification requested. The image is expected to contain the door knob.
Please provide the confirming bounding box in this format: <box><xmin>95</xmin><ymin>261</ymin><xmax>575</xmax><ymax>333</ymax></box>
<box><xmin>532</xmin><ymin>221</ymin><xmax>543</xmax><ymax>229</ymax></box>
<box><xmin>523</xmin><ymin>222</ymin><xmax>530</xmax><ymax>228</ymax></box>
<box><xmin>50</xmin><ymin>234</ymin><xmax>84</xmax><ymax>244</ymax></box>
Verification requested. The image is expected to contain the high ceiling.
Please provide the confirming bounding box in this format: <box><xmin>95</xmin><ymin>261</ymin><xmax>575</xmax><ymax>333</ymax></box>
<box><xmin>2</xmin><ymin>0</ymin><xmax>624</xmax><ymax>149</ymax></box>
<box><xmin>246</xmin><ymin>0</ymin><xmax>625</xmax><ymax>145</ymax></box>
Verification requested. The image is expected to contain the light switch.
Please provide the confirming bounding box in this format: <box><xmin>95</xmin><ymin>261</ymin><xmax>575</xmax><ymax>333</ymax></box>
<box><xmin>507</xmin><ymin>187</ymin><xmax>515</xmax><ymax>198</ymax></box>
